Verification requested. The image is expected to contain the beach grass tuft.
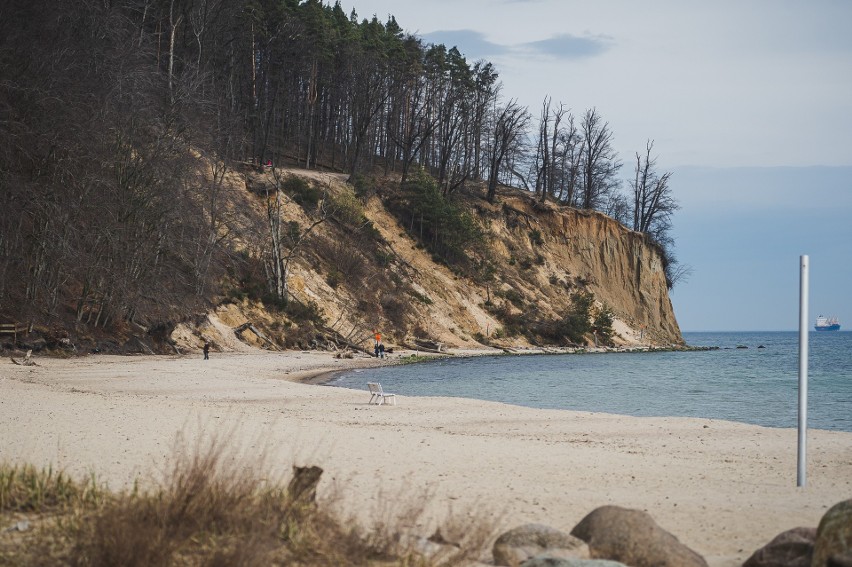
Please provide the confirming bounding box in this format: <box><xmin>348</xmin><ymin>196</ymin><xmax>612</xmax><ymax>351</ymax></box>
<box><xmin>0</xmin><ymin>435</ymin><xmax>493</xmax><ymax>566</ymax></box>
<box><xmin>0</xmin><ymin>463</ymin><xmax>103</xmax><ymax>513</ymax></box>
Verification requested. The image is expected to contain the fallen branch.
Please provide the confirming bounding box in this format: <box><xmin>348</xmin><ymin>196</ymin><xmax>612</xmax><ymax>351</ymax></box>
<box><xmin>233</xmin><ymin>322</ymin><xmax>277</xmax><ymax>349</ymax></box>
<box><xmin>10</xmin><ymin>350</ymin><xmax>37</xmax><ymax>366</ymax></box>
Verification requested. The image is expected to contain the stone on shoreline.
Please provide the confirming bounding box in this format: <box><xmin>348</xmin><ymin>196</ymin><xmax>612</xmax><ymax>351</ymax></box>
<box><xmin>493</xmin><ymin>523</ymin><xmax>589</xmax><ymax>566</ymax></box>
<box><xmin>520</xmin><ymin>557</ymin><xmax>627</xmax><ymax>566</ymax></box>
<box><xmin>742</xmin><ymin>526</ymin><xmax>816</xmax><ymax>567</ymax></box>
<box><xmin>812</xmin><ymin>499</ymin><xmax>852</xmax><ymax>567</ymax></box>
<box><xmin>570</xmin><ymin>505</ymin><xmax>708</xmax><ymax>567</ymax></box>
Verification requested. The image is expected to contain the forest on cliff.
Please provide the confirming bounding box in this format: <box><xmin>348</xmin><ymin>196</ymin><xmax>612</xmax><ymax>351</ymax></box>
<box><xmin>0</xmin><ymin>0</ymin><xmax>683</xmax><ymax>350</ymax></box>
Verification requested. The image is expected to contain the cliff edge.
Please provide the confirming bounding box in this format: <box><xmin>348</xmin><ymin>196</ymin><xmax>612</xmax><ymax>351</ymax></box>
<box><xmin>172</xmin><ymin>167</ymin><xmax>682</xmax><ymax>354</ymax></box>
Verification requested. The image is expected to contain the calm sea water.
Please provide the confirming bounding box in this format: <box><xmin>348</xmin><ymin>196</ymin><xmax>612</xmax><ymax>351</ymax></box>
<box><xmin>330</xmin><ymin>331</ymin><xmax>852</xmax><ymax>432</ymax></box>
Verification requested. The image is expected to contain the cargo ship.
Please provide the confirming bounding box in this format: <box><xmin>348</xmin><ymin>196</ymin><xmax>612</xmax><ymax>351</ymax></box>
<box><xmin>814</xmin><ymin>315</ymin><xmax>841</xmax><ymax>331</ymax></box>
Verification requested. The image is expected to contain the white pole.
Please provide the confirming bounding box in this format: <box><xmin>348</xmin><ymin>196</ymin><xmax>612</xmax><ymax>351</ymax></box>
<box><xmin>797</xmin><ymin>255</ymin><xmax>809</xmax><ymax>487</ymax></box>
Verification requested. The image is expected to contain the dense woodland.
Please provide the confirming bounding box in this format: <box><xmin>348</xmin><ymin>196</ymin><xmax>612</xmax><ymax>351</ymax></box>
<box><xmin>0</xmin><ymin>0</ymin><xmax>683</xmax><ymax>340</ymax></box>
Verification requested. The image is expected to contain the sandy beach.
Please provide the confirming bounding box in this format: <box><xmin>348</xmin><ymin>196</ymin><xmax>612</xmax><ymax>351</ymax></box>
<box><xmin>1</xmin><ymin>350</ymin><xmax>850</xmax><ymax>566</ymax></box>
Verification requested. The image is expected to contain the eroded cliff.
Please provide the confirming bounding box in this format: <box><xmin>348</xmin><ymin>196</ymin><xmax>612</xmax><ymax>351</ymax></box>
<box><xmin>175</xmin><ymin>168</ymin><xmax>683</xmax><ymax>353</ymax></box>
<box><xmin>493</xmin><ymin>196</ymin><xmax>682</xmax><ymax>346</ymax></box>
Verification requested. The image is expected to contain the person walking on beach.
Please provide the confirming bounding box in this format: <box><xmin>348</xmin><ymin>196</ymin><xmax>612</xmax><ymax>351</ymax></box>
<box><xmin>203</xmin><ymin>341</ymin><xmax>210</xmax><ymax>360</ymax></box>
<box><xmin>374</xmin><ymin>330</ymin><xmax>382</xmax><ymax>358</ymax></box>
<box><xmin>379</xmin><ymin>342</ymin><xmax>385</xmax><ymax>359</ymax></box>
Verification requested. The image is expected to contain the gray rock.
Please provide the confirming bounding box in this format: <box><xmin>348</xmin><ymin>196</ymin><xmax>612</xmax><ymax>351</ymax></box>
<box><xmin>493</xmin><ymin>523</ymin><xmax>589</xmax><ymax>566</ymax></box>
<box><xmin>5</xmin><ymin>520</ymin><xmax>30</xmax><ymax>533</ymax></box>
<box><xmin>813</xmin><ymin>499</ymin><xmax>852</xmax><ymax>567</ymax></box>
<box><xmin>742</xmin><ymin>526</ymin><xmax>816</xmax><ymax>567</ymax></box>
<box><xmin>570</xmin><ymin>505</ymin><xmax>708</xmax><ymax>567</ymax></box>
<box><xmin>520</xmin><ymin>556</ymin><xmax>627</xmax><ymax>567</ymax></box>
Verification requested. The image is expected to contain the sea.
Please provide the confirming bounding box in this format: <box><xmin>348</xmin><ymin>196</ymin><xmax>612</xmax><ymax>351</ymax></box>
<box><xmin>328</xmin><ymin>331</ymin><xmax>852</xmax><ymax>432</ymax></box>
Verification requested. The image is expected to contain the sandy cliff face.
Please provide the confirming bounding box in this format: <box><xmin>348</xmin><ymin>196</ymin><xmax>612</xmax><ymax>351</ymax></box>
<box><xmin>176</xmin><ymin>169</ymin><xmax>682</xmax><ymax>352</ymax></box>
<box><xmin>497</xmin><ymin>196</ymin><xmax>682</xmax><ymax>346</ymax></box>
<box><xmin>295</xmin><ymin>177</ymin><xmax>681</xmax><ymax>349</ymax></box>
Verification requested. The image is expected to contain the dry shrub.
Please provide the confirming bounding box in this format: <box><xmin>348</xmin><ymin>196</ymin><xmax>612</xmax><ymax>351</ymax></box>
<box><xmin>380</xmin><ymin>293</ymin><xmax>408</xmax><ymax>333</ymax></box>
<box><xmin>329</xmin><ymin>189</ymin><xmax>368</xmax><ymax>229</ymax></box>
<box><xmin>331</xmin><ymin>480</ymin><xmax>499</xmax><ymax>567</ymax></box>
<box><xmin>314</xmin><ymin>236</ymin><xmax>371</xmax><ymax>286</ymax></box>
<box><xmin>63</xmin><ymin>430</ymin><xmax>282</xmax><ymax>566</ymax></box>
<box><xmin>426</xmin><ymin>507</ymin><xmax>502</xmax><ymax>566</ymax></box>
<box><xmin>0</xmin><ymin>431</ymin><xmax>495</xmax><ymax>566</ymax></box>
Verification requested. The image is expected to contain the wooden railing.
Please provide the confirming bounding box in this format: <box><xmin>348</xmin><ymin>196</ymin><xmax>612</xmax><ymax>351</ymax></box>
<box><xmin>0</xmin><ymin>322</ymin><xmax>22</xmax><ymax>343</ymax></box>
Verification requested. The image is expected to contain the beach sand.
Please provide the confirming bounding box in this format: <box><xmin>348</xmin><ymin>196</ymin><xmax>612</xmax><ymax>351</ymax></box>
<box><xmin>1</xmin><ymin>350</ymin><xmax>850</xmax><ymax>566</ymax></box>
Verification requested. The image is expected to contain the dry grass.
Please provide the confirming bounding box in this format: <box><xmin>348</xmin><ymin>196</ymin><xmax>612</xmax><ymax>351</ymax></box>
<box><xmin>0</xmin><ymin>464</ymin><xmax>103</xmax><ymax>513</ymax></box>
<box><xmin>0</xmin><ymin>434</ymin><xmax>496</xmax><ymax>567</ymax></box>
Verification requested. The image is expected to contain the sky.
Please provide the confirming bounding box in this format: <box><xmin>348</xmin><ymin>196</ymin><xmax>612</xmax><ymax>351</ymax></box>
<box><xmin>340</xmin><ymin>0</ymin><xmax>852</xmax><ymax>332</ymax></box>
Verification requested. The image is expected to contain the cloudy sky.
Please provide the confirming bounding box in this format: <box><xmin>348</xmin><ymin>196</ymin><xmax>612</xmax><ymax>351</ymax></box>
<box><xmin>342</xmin><ymin>0</ymin><xmax>852</xmax><ymax>332</ymax></box>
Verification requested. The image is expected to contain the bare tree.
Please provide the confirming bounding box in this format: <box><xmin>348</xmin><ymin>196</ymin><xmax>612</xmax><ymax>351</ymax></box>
<box><xmin>392</xmin><ymin>71</ymin><xmax>437</xmax><ymax>184</ymax></box>
<box><xmin>579</xmin><ymin>108</ymin><xmax>621</xmax><ymax>210</ymax></box>
<box><xmin>629</xmin><ymin>140</ymin><xmax>688</xmax><ymax>288</ymax></box>
<box><xmin>544</xmin><ymin>101</ymin><xmax>567</xmax><ymax>203</ymax></box>
<box><xmin>189</xmin><ymin>0</ymin><xmax>224</xmax><ymax>71</ymax></box>
<box><xmin>553</xmin><ymin>113</ymin><xmax>582</xmax><ymax>205</ymax></box>
<box><xmin>191</xmin><ymin>147</ymin><xmax>238</xmax><ymax>298</ymax></box>
<box><xmin>167</xmin><ymin>0</ymin><xmax>182</xmax><ymax>105</ymax></box>
<box><xmin>631</xmin><ymin>139</ymin><xmax>677</xmax><ymax>235</ymax></box>
<box><xmin>533</xmin><ymin>97</ymin><xmax>551</xmax><ymax>200</ymax></box>
<box><xmin>486</xmin><ymin>99</ymin><xmax>530</xmax><ymax>203</ymax></box>
<box><xmin>264</xmin><ymin>171</ymin><xmax>331</xmax><ymax>305</ymax></box>
<box><xmin>604</xmin><ymin>191</ymin><xmax>631</xmax><ymax>227</ymax></box>
<box><xmin>533</xmin><ymin>97</ymin><xmax>571</xmax><ymax>203</ymax></box>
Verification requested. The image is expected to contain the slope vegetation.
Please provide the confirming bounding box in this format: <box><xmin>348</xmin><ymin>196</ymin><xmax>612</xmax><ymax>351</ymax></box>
<box><xmin>167</xmin><ymin>164</ymin><xmax>682</xmax><ymax>355</ymax></box>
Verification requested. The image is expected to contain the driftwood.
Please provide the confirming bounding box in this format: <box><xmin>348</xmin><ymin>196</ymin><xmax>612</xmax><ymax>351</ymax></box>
<box><xmin>233</xmin><ymin>322</ymin><xmax>277</xmax><ymax>349</ymax></box>
<box><xmin>410</xmin><ymin>338</ymin><xmax>445</xmax><ymax>353</ymax></box>
<box><xmin>10</xmin><ymin>350</ymin><xmax>37</xmax><ymax>366</ymax></box>
<box><xmin>287</xmin><ymin>465</ymin><xmax>323</xmax><ymax>506</ymax></box>
<box><xmin>316</xmin><ymin>325</ymin><xmax>374</xmax><ymax>356</ymax></box>
<box><xmin>407</xmin><ymin>345</ymin><xmax>443</xmax><ymax>354</ymax></box>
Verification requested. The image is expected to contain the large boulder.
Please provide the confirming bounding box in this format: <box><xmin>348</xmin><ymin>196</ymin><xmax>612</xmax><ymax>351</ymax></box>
<box><xmin>520</xmin><ymin>557</ymin><xmax>627</xmax><ymax>567</ymax></box>
<box><xmin>813</xmin><ymin>499</ymin><xmax>852</xmax><ymax>567</ymax></box>
<box><xmin>493</xmin><ymin>524</ymin><xmax>589</xmax><ymax>566</ymax></box>
<box><xmin>742</xmin><ymin>527</ymin><xmax>816</xmax><ymax>567</ymax></box>
<box><xmin>570</xmin><ymin>505</ymin><xmax>708</xmax><ymax>567</ymax></box>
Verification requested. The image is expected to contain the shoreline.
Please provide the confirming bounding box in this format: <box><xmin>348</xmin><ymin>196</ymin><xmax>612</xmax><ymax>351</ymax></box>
<box><xmin>2</xmin><ymin>349</ymin><xmax>850</xmax><ymax>567</ymax></box>
<box><xmin>296</xmin><ymin>342</ymin><xmax>720</xmax><ymax>387</ymax></box>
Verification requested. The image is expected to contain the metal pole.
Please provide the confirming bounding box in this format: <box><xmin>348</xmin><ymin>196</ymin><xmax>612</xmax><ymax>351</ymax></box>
<box><xmin>797</xmin><ymin>255</ymin><xmax>809</xmax><ymax>487</ymax></box>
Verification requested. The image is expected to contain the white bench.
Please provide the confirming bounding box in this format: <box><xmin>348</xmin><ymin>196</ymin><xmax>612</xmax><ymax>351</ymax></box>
<box><xmin>367</xmin><ymin>382</ymin><xmax>396</xmax><ymax>406</ymax></box>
